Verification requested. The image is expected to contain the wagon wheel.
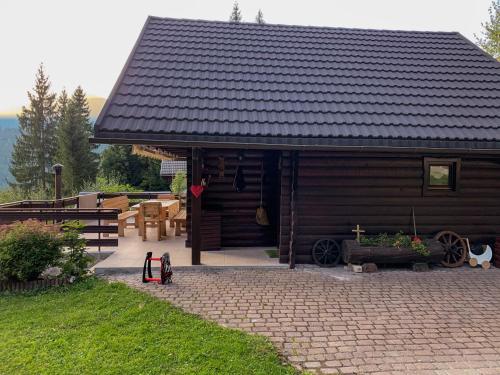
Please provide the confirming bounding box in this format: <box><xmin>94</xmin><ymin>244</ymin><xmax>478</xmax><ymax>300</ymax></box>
<box><xmin>434</xmin><ymin>231</ymin><xmax>467</xmax><ymax>268</ymax></box>
<box><xmin>312</xmin><ymin>239</ymin><xmax>341</xmax><ymax>267</ymax></box>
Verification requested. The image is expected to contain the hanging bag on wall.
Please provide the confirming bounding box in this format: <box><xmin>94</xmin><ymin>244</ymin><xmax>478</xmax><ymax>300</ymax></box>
<box><xmin>256</xmin><ymin>160</ymin><xmax>270</xmax><ymax>226</ymax></box>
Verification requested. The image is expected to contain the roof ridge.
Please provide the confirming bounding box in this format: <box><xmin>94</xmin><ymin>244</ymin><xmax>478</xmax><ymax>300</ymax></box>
<box><xmin>147</xmin><ymin>15</ymin><xmax>458</xmax><ymax>36</ymax></box>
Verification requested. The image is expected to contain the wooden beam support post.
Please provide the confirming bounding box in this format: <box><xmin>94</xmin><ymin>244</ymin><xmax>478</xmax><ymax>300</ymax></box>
<box><xmin>191</xmin><ymin>147</ymin><xmax>202</xmax><ymax>265</ymax></box>
<box><xmin>289</xmin><ymin>150</ymin><xmax>299</xmax><ymax>269</ymax></box>
<box><xmin>52</xmin><ymin>164</ymin><xmax>63</xmax><ymax>202</ymax></box>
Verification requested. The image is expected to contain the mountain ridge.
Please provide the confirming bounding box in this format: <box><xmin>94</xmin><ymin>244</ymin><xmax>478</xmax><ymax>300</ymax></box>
<box><xmin>0</xmin><ymin>96</ymin><xmax>106</xmax><ymax>119</ymax></box>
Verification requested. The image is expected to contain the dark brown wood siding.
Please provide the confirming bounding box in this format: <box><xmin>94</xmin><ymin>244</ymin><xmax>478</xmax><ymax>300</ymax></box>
<box><xmin>295</xmin><ymin>151</ymin><xmax>500</xmax><ymax>264</ymax></box>
<box><xmin>278</xmin><ymin>151</ymin><xmax>292</xmax><ymax>263</ymax></box>
<box><xmin>200</xmin><ymin>149</ymin><xmax>280</xmax><ymax>248</ymax></box>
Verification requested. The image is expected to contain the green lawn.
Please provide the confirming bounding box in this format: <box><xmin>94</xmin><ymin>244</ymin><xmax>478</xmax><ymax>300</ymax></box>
<box><xmin>0</xmin><ymin>278</ymin><xmax>298</xmax><ymax>375</ymax></box>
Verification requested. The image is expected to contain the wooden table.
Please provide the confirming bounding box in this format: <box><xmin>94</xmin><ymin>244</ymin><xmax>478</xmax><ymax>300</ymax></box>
<box><xmin>132</xmin><ymin>199</ymin><xmax>180</xmax><ymax>237</ymax></box>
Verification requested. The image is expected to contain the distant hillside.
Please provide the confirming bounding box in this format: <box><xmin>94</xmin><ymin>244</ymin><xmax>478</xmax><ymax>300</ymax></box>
<box><xmin>87</xmin><ymin>96</ymin><xmax>106</xmax><ymax>118</ymax></box>
<box><xmin>0</xmin><ymin>118</ymin><xmax>20</xmax><ymax>186</ymax></box>
<box><xmin>0</xmin><ymin>96</ymin><xmax>106</xmax><ymax>188</ymax></box>
<box><xmin>0</xmin><ymin>96</ymin><xmax>106</xmax><ymax>119</ymax></box>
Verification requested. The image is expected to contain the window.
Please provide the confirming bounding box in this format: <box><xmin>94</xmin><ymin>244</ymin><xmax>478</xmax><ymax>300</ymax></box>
<box><xmin>423</xmin><ymin>158</ymin><xmax>460</xmax><ymax>195</ymax></box>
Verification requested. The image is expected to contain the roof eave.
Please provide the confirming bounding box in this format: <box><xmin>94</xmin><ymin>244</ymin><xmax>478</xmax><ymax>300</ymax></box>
<box><xmin>90</xmin><ymin>132</ymin><xmax>500</xmax><ymax>155</ymax></box>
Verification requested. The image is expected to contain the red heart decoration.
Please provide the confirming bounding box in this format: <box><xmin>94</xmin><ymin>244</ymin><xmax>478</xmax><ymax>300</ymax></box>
<box><xmin>190</xmin><ymin>185</ymin><xmax>204</xmax><ymax>198</ymax></box>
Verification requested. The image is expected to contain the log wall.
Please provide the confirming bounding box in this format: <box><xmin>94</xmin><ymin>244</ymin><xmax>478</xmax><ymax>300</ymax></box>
<box><xmin>293</xmin><ymin>151</ymin><xmax>500</xmax><ymax>263</ymax></box>
<box><xmin>278</xmin><ymin>151</ymin><xmax>292</xmax><ymax>263</ymax></box>
<box><xmin>197</xmin><ymin>149</ymin><xmax>280</xmax><ymax>248</ymax></box>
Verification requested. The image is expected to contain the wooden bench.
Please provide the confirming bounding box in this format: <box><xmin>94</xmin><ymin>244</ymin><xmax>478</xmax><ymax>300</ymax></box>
<box><xmin>101</xmin><ymin>196</ymin><xmax>138</xmax><ymax>237</ymax></box>
<box><xmin>172</xmin><ymin>209</ymin><xmax>186</xmax><ymax>236</ymax></box>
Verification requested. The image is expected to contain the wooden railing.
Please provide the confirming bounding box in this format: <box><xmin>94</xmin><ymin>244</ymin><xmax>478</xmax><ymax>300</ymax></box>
<box><xmin>0</xmin><ymin>191</ymin><xmax>181</xmax><ymax>249</ymax></box>
<box><xmin>0</xmin><ymin>207</ymin><xmax>120</xmax><ymax>248</ymax></box>
<box><xmin>0</xmin><ymin>196</ymin><xmax>80</xmax><ymax>209</ymax></box>
<box><xmin>97</xmin><ymin>192</ymin><xmax>170</xmax><ymax>200</ymax></box>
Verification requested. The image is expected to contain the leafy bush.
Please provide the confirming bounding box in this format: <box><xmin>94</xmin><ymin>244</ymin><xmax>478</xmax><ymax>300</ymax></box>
<box><xmin>170</xmin><ymin>171</ymin><xmax>187</xmax><ymax>196</ymax></box>
<box><xmin>0</xmin><ymin>220</ymin><xmax>92</xmax><ymax>282</ymax></box>
<box><xmin>0</xmin><ymin>220</ymin><xmax>63</xmax><ymax>281</ymax></box>
<box><xmin>60</xmin><ymin>221</ymin><xmax>92</xmax><ymax>278</ymax></box>
<box><xmin>360</xmin><ymin>231</ymin><xmax>430</xmax><ymax>256</ymax></box>
<box><xmin>80</xmin><ymin>175</ymin><xmax>140</xmax><ymax>194</ymax></box>
<box><xmin>0</xmin><ymin>187</ymin><xmax>51</xmax><ymax>205</ymax></box>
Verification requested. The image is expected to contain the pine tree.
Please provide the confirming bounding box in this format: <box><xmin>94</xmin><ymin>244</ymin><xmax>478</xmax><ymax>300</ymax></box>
<box><xmin>229</xmin><ymin>2</ymin><xmax>242</xmax><ymax>23</ymax></box>
<box><xmin>10</xmin><ymin>64</ymin><xmax>58</xmax><ymax>194</ymax></box>
<box><xmin>56</xmin><ymin>86</ymin><xmax>99</xmax><ymax>194</ymax></box>
<box><xmin>476</xmin><ymin>0</ymin><xmax>500</xmax><ymax>61</ymax></box>
<box><xmin>255</xmin><ymin>9</ymin><xmax>265</xmax><ymax>24</ymax></box>
<box><xmin>99</xmin><ymin>145</ymin><xmax>168</xmax><ymax>190</ymax></box>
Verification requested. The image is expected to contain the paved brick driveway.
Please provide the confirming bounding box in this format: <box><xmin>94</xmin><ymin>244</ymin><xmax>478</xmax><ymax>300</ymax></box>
<box><xmin>108</xmin><ymin>267</ymin><xmax>500</xmax><ymax>374</ymax></box>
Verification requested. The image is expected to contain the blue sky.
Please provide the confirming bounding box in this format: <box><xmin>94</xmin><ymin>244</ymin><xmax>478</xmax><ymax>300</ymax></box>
<box><xmin>0</xmin><ymin>0</ymin><xmax>494</xmax><ymax>113</ymax></box>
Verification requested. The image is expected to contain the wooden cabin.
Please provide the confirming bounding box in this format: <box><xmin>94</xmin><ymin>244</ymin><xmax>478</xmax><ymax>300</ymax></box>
<box><xmin>93</xmin><ymin>17</ymin><xmax>500</xmax><ymax>266</ymax></box>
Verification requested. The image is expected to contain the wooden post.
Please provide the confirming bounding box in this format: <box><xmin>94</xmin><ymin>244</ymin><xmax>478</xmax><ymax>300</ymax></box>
<box><xmin>52</xmin><ymin>164</ymin><xmax>63</xmax><ymax>208</ymax></box>
<box><xmin>191</xmin><ymin>148</ymin><xmax>202</xmax><ymax>265</ymax></box>
<box><xmin>289</xmin><ymin>151</ymin><xmax>299</xmax><ymax>269</ymax></box>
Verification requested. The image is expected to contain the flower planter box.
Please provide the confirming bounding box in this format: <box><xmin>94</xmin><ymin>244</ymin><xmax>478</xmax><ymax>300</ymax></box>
<box><xmin>0</xmin><ymin>278</ymin><xmax>70</xmax><ymax>292</ymax></box>
<box><xmin>342</xmin><ymin>239</ymin><xmax>445</xmax><ymax>265</ymax></box>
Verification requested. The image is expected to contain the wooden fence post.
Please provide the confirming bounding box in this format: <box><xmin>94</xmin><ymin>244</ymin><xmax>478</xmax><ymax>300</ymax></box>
<box><xmin>52</xmin><ymin>164</ymin><xmax>63</xmax><ymax>202</ymax></box>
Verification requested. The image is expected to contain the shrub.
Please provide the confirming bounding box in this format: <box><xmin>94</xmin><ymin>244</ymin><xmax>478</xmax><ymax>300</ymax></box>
<box><xmin>170</xmin><ymin>171</ymin><xmax>187</xmax><ymax>196</ymax></box>
<box><xmin>80</xmin><ymin>175</ymin><xmax>140</xmax><ymax>194</ymax></box>
<box><xmin>0</xmin><ymin>187</ymin><xmax>51</xmax><ymax>205</ymax></box>
<box><xmin>60</xmin><ymin>221</ymin><xmax>92</xmax><ymax>278</ymax></box>
<box><xmin>0</xmin><ymin>220</ymin><xmax>63</xmax><ymax>282</ymax></box>
<box><xmin>360</xmin><ymin>231</ymin><xmax>430</xmax><ymax>256</ymax></box>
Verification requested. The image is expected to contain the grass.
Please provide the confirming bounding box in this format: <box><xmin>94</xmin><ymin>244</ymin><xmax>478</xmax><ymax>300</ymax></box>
<box><xmin>265</xmin><ymin>249</ymin><xmax>279</xmax><ymax>258</ymax></box>
<box><xmin>0</xmin><ymin>278</ymin><xmax>298</xmax><ymax>375</ymax></box>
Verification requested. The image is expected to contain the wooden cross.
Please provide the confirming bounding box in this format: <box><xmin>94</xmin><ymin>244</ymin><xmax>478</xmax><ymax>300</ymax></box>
<box><xmin>352</xmin><ymin>224</ymin><xmax>365</xmax><ymax>242</ymax></box>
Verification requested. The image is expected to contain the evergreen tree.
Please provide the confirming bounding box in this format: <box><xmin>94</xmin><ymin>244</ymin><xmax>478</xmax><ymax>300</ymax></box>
<box><xmin>255</xmin><ymin>9</ymin><xmax>265</xmax><ymax>24</ymax></box>
<box><xmin>476</xmin><ymin>0</ymin><xmax>500</xmax><ymax>61</ymax></box>
<box><xmin>140</xmin><ymin>159</ymin><xmax>168</xmax><ymax>191</ymax></box>
<box><xmin>56</xmin><ymin>86</ymin><xmax>99</xmax><ymax>194</ymax></box>
<box><xmin>99</xmin><ymin>145</ymin><xmax>168</xmax><ymax>191</ymax></box>
<box><xmin>229</xmin><ymin>2</ymin><xmax>242</xmax><ymax>23</ymax></box>
<box><xmin>100</xmin><ymin>145</ymin><xmax>143</xmax><ymax>186</ymax></box>
<box><xmin>57</xmin><ymin>89</ymin><xmax>69</xmax><ymax>123</ymax></box>
<box><xmin>10</xmin><ymin>64</ymin><xmax>58</xmax><ymax>194</ymax></box>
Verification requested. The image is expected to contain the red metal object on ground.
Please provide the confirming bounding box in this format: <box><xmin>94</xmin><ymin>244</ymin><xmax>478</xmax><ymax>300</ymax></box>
<box><xmin>142</xmin><ymin>251</ymin><xmax>172</xmax><ymax>284</ymax></box>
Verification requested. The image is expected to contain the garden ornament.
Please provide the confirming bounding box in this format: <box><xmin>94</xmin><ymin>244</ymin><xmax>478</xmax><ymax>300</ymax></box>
<box><xmin>190</xmin><ymin>185</ymin><xmax>204</xmax><ymax>198</ymax></box>
<box><xmin>352</xmin><ymin>224</ymin><xmax>365</xmax><ymax>242</ymax></box>
<box><xmin>466</xmin><ymin>239</ymin><xmax>492</xmax><ymax>269</ymax></box>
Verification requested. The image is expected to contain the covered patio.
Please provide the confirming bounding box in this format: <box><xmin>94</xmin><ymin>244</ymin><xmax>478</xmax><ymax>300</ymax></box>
<box><xmin>90</xmin><ymin>225</ymin><xmax>283</xmax><ymax>274</ymax></box>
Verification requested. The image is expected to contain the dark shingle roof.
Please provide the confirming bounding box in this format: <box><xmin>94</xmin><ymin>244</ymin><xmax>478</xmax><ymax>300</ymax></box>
<box><xmin>160</xmin><ymin>160</ymin><xmax>187</xmax><ymax>176</ymax></box>
<box><xmin>94</xmin><ymin>16</ymin><xmax>500</xmax><ymax>150</ymax></box>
